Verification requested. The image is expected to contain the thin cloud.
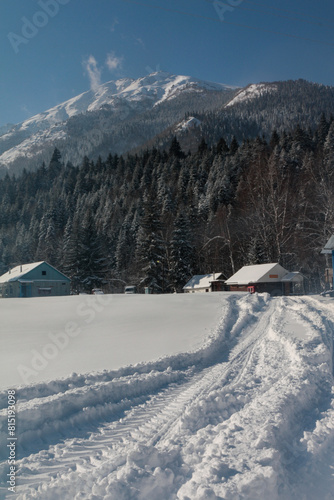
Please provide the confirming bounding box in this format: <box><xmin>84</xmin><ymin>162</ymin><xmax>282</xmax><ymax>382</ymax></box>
<box><xmin>135</xmin><ymin>37</ymin><xmax>145</xmax><ymax>49</ymax></box>
<box><xmin>106</xmin><ymin>52</ymin><xmax>123</xmax><ymax>72</ymax></box>
<box><xmin>21</xmin><ymin>104</ymin><xmax>31</xmax><ymax>116</ymax></box>
<box><xmin>110</xmin><ymin>18</ymin><xmax>119</xmax><ymax>32</ymax></box>
<box><xmin>83</xmin><ymin>55</ymin><xmax>102</xmax><ymax>91</ymax></box>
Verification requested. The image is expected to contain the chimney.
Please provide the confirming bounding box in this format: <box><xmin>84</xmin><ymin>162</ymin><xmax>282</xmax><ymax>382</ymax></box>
<box><xmin>20</xmin><ymin>265</ymin><xmax>22</xmax><ymax>272</ymax></box>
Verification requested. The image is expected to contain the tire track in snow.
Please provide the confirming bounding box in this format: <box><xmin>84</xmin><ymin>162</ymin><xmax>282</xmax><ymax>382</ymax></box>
<box><xmin>260</xmin><ymin>296</ymin><xmax>334</xmax><ymax>500</ymax></box>
<box><xmin>285</xmin><ymin>296</ymin><xmax>334</xmax><ymax>499</ymax></box>
<box><xmin>172</xmin><ymin>296</ymin><xmax>334</xmax><ymax>500</ymax></box>
<box><xmin>0</xmin><ymin>294</ymin><xmax>253</xmax><ymax>460</ymax></box>
<box><xmin>303</xmin><ymin>296</ymin><xmax>334</xmax><ymax>375</ymax></box>
<box><xmin>285</xmin><ymin>296</ymin><xmax>334</xmax><ymax>361</ymax></box>
<box><xmin>85</xmin><ymin>295</ymin><xmax>275</xmax><ymax>449</ymax></box>
<box><xmin>12</xmin><ymin>295</ymin><xmax>276</xmax><ymax>498</ymax></box>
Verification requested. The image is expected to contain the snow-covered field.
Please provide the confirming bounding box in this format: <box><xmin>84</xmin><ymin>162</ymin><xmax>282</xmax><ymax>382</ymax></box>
<box><xmin>0</xmin><ymin>293</ymin><xmax>223</xmax><ymax>390</ymax></box>
<box><xmin>0</xmin><ymin>292</ymin><xmax>334</xmax><ymax>499</ymax></box>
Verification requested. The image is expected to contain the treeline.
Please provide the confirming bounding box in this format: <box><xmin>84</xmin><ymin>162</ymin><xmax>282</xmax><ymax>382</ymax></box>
<box><xmin>0</xmin><ymin>114</ymin><xmax>333</xmax><ymax>292</ymax></box>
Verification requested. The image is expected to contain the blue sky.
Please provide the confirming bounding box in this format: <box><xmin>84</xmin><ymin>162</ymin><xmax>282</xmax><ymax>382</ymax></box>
<box><xmin>1</xmin><ymin>0</ymin><xmax>334</xmax><ymax>127</ymax></box>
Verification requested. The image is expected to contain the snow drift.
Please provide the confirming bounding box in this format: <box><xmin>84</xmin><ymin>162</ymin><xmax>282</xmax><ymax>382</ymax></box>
<box><xmin>0</xmin><ymin>292</ymin><xmax>333</xmax><ymax>499</ymax></box>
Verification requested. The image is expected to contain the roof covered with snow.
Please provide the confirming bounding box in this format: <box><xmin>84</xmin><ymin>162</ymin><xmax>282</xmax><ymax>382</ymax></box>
<box><xmin>0</xmin><ymin>262</ymin><xmax>45</xmax><ymax>283</ymax></box>
<box><xmin>0</xmin><ymin>261</ymin><xmax>70</xmax><ymax>283</ymax></box>
<box><xmin>225</xmin><ymin>263</ymin><xmax>289</xmax><ymax>285</ymax></box>
<box><xmin>183</xmin><ymin>273</ymin><xmax>223</xmax><ymax>290</ymax></box>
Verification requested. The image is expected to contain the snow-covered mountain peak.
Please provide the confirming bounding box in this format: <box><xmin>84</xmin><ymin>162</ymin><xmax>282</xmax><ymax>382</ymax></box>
<box><xmin>225</xmin><ymin>82</ymin><xmax>278</xmax><ymax>107</ymax></box>
<box><xmin>4</xmin><ymin>72</ymin><xmax>233</xmax><ymax>136</ymax></box>
<box><xmin>0</xmin><ymin>72</ymin><xmax>234</xmax><ymax>174</ymax></box>
<box><xmin>176</xmin><ymin>116</ymin><xmax>201</xmax><ymax>132</ymax></box>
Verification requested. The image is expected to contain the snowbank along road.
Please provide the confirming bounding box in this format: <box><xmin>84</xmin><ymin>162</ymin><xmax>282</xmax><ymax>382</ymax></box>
<box><xmin>0</xmin><ymin>293</ymin><xmax>333</xmax><ymax>499</ymax></box>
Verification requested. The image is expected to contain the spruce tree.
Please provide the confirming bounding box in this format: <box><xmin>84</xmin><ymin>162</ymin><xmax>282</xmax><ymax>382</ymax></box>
<box><xmin>169</xmin><ymin>213</ymin><xmax>194</xmax><ymax>292</ymax></box>
<box><xmin>169</xmin><ymin>136</ymin><xmax>185</xmax><ymax>159</ymax></box>
<box><xmin>216</xmin><ymin>137</ymin><xmax>229</xmax><ymax>155</ymax></box>
<box><xmin>80</xmin><ymin>210</ymin><xmax>108</xmax><ymax>291</ymax></box>
<box><xmin>229</xmin><ymin>136</ymin><xmax>239</xmax><ymax>155</ymax></box>
<box><xmin>115</xmin><ymin>215</ymin><xmax>136</xmax><ymax>274</ymax></box>
<box><xmin>136</xmin><ymin>201</ymin><xmax>166</xmax><ymax>292</ymax></box>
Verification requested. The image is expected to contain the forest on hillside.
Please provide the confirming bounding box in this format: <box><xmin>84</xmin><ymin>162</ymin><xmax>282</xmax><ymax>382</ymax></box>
<box><xmin>0</xmin><ymin>113</ymin><xmax>333</xmax><ymax>293</ymax></box>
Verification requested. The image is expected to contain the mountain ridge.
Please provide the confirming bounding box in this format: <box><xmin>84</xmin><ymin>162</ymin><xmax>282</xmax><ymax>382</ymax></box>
<box><xmin>1</xmin><ymin>74</ymin><xmax>334</xmax><ymax>177</ymax></box>
<box><xmin>0</xmin><ymin>72</ymin><xmax>237</xmax><ymax>176</ymax></box>
<box><xmin>1</xmin><ymin>72</ymin><xmax>235</xmax><ymax>137</ymax></box>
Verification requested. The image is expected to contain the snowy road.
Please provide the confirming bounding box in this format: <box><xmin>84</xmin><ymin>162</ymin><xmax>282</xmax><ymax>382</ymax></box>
<box><xmin>0</xmin><ymin>293</ymin><xmax>333</xmax><ymax>499</ymax></box>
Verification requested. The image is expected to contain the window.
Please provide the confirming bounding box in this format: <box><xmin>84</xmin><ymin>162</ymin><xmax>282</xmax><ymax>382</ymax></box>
<box><xmin>42</xmin><ymin>270</ymin><xmax>46</xmax><ymax>276</ymax></box>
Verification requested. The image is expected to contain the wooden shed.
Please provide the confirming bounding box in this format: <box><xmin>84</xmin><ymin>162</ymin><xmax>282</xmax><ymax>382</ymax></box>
<box><xmin>225</xmin><ymin>263</ymin><xmax>304</xmax><ymax>296</ymax></box>
<box><xmin>0</xmin><ymin>261</ymin><xmax>71</xmax><ymax>298</ymax></box>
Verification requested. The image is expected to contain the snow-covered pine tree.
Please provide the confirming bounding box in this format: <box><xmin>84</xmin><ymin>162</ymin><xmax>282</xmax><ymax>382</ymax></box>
<box><xmin>169</xmin><ymin>213</ymin><xmax>194</xmax><ymax>292</ymax></box>
<box><xmin>115</xmin><ymin>214</ymin><xmax>136</xmax><ymax>274</ymax></box>
<box><xmin>80</xmin><ymin>210</ymin><xmax>108</xmax><ymax>292</ymax></box>
<box><xmin>136</xmin><ymin>200</ymin><xmax>166</xmax><ymax>293</ymax></box>
<box><xmin>61</xmin><ymin>216</ymin><xmax>83</xmax><ymax>292</ymax></box>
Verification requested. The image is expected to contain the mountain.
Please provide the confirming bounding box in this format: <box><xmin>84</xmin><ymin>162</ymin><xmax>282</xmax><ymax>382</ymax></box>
<box><xmin>0</xmin><ymin>123</ymin><xmax>15</xmax><ymax>136</ymax></box>
<box><xmin>162</xmin><ymin>79</ymin><xmax>334</xmax><ymax>153</ymax></box>
<box><xmin>224</xmin><ymin>82</ymin><xmax>278</xmax><ymax>107</ymax></box>
<box><xmin>1</xmin><ymin>75</ymin><xmax>334</xmax><ymax>178</ymax></box>
<box><xmin>0</xmin><ymin>72</ymin><xmax>237</xmax><ymax>177</ymax></box>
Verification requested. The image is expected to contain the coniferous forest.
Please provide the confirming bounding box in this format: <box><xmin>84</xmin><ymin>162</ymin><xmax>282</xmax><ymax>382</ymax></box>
<box><xmin>1</xmin><ymin>114</ymin><xmax>334</xmax><ymax>293</ymax></box>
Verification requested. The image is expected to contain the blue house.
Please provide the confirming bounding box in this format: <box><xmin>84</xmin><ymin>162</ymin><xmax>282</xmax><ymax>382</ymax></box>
<box><xmin>0</xmin><ymin>261</ymin><xmax>71</xmax><ymax>298</ymax></box>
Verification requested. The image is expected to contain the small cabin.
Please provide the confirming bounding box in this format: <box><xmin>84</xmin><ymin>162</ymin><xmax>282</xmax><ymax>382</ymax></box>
<box><xmin>225</xmin><ymin>263</ymin><xmax>304</xmax><ymax>296</ymax></box>
<box><xmin>183</xmin><ymin>273</ymin><xmax>225</xmax><ymax>293</ymax></box>
<box><xmin>0</xmin><ymin>261</ymin><xmax>71</xmax><ymax>298</ymax></box>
